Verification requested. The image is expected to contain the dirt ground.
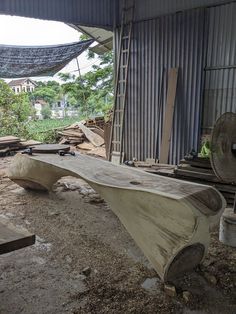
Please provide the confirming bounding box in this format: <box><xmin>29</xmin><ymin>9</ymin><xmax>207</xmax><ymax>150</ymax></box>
<box><xmin>0</xmin><ymin>156</ymin><xmax>236</xmax><ymax>314</ymax></box>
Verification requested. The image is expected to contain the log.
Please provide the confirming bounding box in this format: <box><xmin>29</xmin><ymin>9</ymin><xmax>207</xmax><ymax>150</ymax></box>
<box><xmin>7</xmin><ymin>153</ymin><xmax>226</xmax><ymax>281</ymax></box>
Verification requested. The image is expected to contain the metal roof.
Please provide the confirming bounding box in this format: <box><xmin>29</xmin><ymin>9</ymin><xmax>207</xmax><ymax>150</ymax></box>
<box><xmin>0</xmin><ymin>0</ymin><xmax>233</xmax><ymax>29</ymax></box>
<box><xmin>72</xmin><ymin>25</ymin><xmax>113</xmax><ymax>54</ymax></box>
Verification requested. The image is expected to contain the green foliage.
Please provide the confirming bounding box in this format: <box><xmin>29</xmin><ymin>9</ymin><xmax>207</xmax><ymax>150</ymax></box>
<box><xmin>58</xmin><ymin>73</ymin><xmax>75</xmax><ymax>82</ymax></box>
<box><xmin>30</xmin><ymin>80</ymin><xmax>61</xmax><ymax>105</ymax></box>
<box><xmin>200</xmin><ymin>140</ymin><xmax>211</xmax><ymax>158</ymax></box>
<box><xmin>60</xmin><ymin>49</ymin><xmax>114</xmax><ymax>117</ymax></box>
<box><xmin>41</xmin><ymin>105</ymin><xmax>52</xmax><ymax>119</ymax></box>
<box><xmin>0</xmin><ymin>79</ymin><xmax>32</xmax><ymax>138</ymax></box>
<box><xmin>12</xmin><ymin>93</ymin><xmax>32</xmax><ymax>122</ymax></box>
<box><xmin>27</xmin><ymin>117</ymin><xmax>79</xmax><ymax>142</ymax></box>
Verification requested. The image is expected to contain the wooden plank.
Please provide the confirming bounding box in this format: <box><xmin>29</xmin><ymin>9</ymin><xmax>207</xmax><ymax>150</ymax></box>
<box><xmin>58</xmin><ymin>130</ymin><xmax>84</xmax><ymax>138</ymax></box>
<box><xmin>77</xmin><ymin>142</ymin><xmax>94</xmax><ymax>150</ymax></box>
<box><xmin>179</xmin><ymin>159</ymin><xmax>212</xmax><ymax>169</ymax></box>
<box><xmin>174</xmin><ymin>168</ymin><xmax>219</xmax><ymax>183</ymax></box>
<box><xmin>78</xmin><ymin>122</ymin><xmax>104</xmax><ymax>147</ymax></box>
<box><xmin>19</xmin><ymin>140</ymin><xmax>41</xmax><ymax>148</ymax></box>
<box><xmin>8</xmin><ymin>153</ymin><xmax>225</xmax><ymax>281</ymax></box>
<box><xmin>0</xmin><ymin>218</ymin><xmax>35</xmax><ymax>255</ymax></box>
<box><xmin>0</xmin><ymin>136</ymin><xmax>20</xmax><ymax>144</ymax></box>
<box><xmin>177</xmin><ymin>165</ymin><xmax>215</xmax><ymax>175</ymax></box>
<box><xmin>159</xmin><ymin>68</ymin><xmax>178</xmax><ymax>164</ymax></box>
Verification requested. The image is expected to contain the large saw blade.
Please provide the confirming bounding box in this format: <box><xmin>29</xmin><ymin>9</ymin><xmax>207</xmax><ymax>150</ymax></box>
<box><xmin>210</xmin><ymin>112</ymin><xmax>236</xmax><ymax>184</ymax></box>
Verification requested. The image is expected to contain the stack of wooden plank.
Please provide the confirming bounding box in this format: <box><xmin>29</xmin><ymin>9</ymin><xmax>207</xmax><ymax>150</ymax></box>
<box><xmin>0</xmin><ymin>136</ymin><xmax>41</xmax><ymax>157</ymax></box>
<box><xmin>58</xmin><ymin>121</ymin><xmax>106</xmax><ymax>158</ymax></box>
<box><xmin>174</xmin><ymin>157</ymin><xmax>236</xmax><ymax>206</ymax></box>
<box><xmin>86</xmin><ymin>116</ymin><xmax>105</xmax><ymax>129</ymax></box>
<box><xmin>58</xmin><ymin>124</ymin><xmax>86</xmax><ymax>145</ymax></box>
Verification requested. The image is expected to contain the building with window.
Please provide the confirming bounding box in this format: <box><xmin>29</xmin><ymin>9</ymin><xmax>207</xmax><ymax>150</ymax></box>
<box><xmin>8</xmin><ymin>78</ymin><xmax>37</xmax><ymax>94</ymax></box>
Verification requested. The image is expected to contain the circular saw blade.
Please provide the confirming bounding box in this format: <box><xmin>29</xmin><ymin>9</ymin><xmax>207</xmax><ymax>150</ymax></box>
<box><xmin>210</xmin><ymin>112</ymin><xmax>236</xmax><ymax>184</ymax></box>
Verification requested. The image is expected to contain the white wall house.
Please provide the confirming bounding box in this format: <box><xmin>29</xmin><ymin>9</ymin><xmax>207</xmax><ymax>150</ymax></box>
<box><xmin>8</xmin><ymin>78</ymin><xmax>37</xmax><ymax>94</ymax></box>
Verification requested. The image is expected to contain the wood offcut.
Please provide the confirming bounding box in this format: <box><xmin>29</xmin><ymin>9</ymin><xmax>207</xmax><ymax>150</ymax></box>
<box><xmin>0</xmin><ymin>218</ymin><xmax>35</xmax><ymax>255</ymax></box>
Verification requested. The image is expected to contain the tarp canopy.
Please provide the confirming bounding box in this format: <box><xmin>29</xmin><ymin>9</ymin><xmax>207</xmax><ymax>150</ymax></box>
<box><xmin>0</xmin><ymin>39</ymin><xmax>94</xmax><ymax>78</ymax></box>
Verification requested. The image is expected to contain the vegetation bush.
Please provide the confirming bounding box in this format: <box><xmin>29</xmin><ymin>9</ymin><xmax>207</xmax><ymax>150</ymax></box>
<box><xmin>41</xmin><ymin>105</ymin><xmax>52</xmax><ymax>119</ymax></box>
<box><xmin>0</xmin><ymin>80</ymin><xmax>32</xmax><ymax>138</ymax></box>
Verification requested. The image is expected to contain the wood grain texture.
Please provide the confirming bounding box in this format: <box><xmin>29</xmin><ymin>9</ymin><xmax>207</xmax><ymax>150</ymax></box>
<box><xmin>7</xmin><ymin>153</ymin><xmax>225</xmax><ymax>281</ymax></box>
<box><xmin>78</xmin><ymin>123</ymin><xmax>104</xmax><ymax>147</ymax></box>
<box><xmin>0</xmin><ymin>217</ymin><xmax>35</xmax><ymax>255</ymax></box>
<box><xmin>159</xmin><ymin>68</ymin><xmax>178</xmax><ymax>164</ymax></box>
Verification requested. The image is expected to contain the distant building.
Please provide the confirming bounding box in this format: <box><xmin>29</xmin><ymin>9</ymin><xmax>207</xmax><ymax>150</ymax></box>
<box><xmin>8</xmin><ymin>78</ymin><xmax>37</xmax><ymax>94</ymax></box>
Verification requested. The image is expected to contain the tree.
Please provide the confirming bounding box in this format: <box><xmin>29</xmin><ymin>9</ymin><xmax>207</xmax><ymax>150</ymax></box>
<box><xmin>29</xmin><ymin>81</ymin><xmax>62</xmax><ymax>106</ymax></box>
<box><xmin>59</xmin><ymin>33</ymin><xmax>114</xmax><ymax>117</ymax></box>
<box><xmin>41</xmin><ymin>105</ymin><xmax>52</xmax><ymax>119</ymax></box>
<box><xmin>0</xmin><ymin>79</ymin><xmax>32</xmax><ymax>137</ymax></box>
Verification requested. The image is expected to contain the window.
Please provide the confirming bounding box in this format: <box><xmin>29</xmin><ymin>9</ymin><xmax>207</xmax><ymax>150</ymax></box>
<box><xmin>12</xmin><ymin>87</ymin><xmax>15</xmax><ymax>92</ymax></box>
<box><xmin>27</xmin><ymin>87</ymin><xmax>30</xmax><ymax>92</ymax></box>
<box><xmin>17</xmin><ymin>88</ymin><xmax>19</xmax><ymax>93</ymax></box>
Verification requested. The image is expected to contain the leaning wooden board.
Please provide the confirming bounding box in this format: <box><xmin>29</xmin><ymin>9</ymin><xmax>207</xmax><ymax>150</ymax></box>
<box><xmin>0</xmin><ymin>218</ymin><xmax>35</xmax><ymax>255</ymax></box>
<box><xmin>159</xmin><ymin>68</ymin><xmax>178</xmax><ymax>164</ymax></box>
<box><xmin>7</xmin><ymin>153</ymin><xmax>225</xmax><ymax>281</ymax></box>
<box><xmin>78</xmin><ymin>122</ymin><xmax>104</xmax><ymax>147</ymax></box>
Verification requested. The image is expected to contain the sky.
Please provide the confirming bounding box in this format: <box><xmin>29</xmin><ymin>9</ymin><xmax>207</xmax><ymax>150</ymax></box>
<box><xmin>0</xmin><ymin>15</ymin><xmax>99</xmax><ymax>82</ymax></box>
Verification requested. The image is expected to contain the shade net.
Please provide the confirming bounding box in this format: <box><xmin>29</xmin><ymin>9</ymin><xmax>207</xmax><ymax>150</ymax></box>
<box><xmin>0</xmin><ymin>39</ymin><xmax>94</xmax><ymax>78</ymax></box>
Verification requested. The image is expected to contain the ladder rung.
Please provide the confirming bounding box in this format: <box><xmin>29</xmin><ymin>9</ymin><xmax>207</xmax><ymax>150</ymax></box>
<box><xmin>115</xmin><ymin>109</ymin><xmax>124</xmax><ymax>113</ymax></box>
<box><xmin>122</xmin><ymin>49</ymin><xmax>129</xmax><ymax>53</ymax></box>
<box><xmin>119</xmin><ymin>80</ymin><xmax>126</xmax><ymax>83</ymax></box>
<box><xmin>122</xmin><ymin>36</ymin><xmax>129</xmax><ymax>40</ymax></box>
<box><xmin>117</xmin><ymin>94</ymin><xmax>125</xmax><ymax>97</ymax></box>
<box><xmin>121</xmin><ymin>65</ymin><xmax>128</xmax><ymax>69</ymax></box>
<box><xmin>114</xmin><ymin>124</ymin><xmax>122</xmax><ymax>127</ymax></box>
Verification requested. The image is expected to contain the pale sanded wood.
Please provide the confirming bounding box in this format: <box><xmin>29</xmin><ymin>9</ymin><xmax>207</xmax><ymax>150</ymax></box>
<box><xmin>7</xmin><ymin>153</ymin><xmax>225</xmax><ymax>281</ymax></box>
<box><xmin>77</xmin><ymin>142</ymin><xmax>94</xmax><ymax>150</ymax></box>
<box><xmin>78</xmin><ymin>122</ymin><xmax>104</xmax><ymax>147</ymax></box>
<box><xmin>159</xmin><ymin>68</ymin><xmax>178</xmax><ymax>164</ymax></box>
<box><xmin>0</xmin><ymin>217</ymin><xmax>35</xmax><ymax>254</ymax></box>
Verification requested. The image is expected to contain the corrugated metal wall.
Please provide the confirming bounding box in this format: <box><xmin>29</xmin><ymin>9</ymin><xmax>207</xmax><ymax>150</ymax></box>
<box><xmin>117</xmin><ymin>8</ymin><xmax>207</xmax><ymax>164</ymax></box>
<box><xmin>202</xmin><ymin>2</ymin><xmax>236</xmax><ymax>134</ymax></box>
<box><xmin>0</xmin><ymin>0</ymin><xmax>114</xmax><ymax>28</ymax></box>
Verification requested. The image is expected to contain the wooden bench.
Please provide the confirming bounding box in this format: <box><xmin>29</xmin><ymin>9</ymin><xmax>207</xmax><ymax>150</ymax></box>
<box><xmin>7</xmin><ymin>153</ymin><xmax>225</xmax><ymax>281</ymax></box>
